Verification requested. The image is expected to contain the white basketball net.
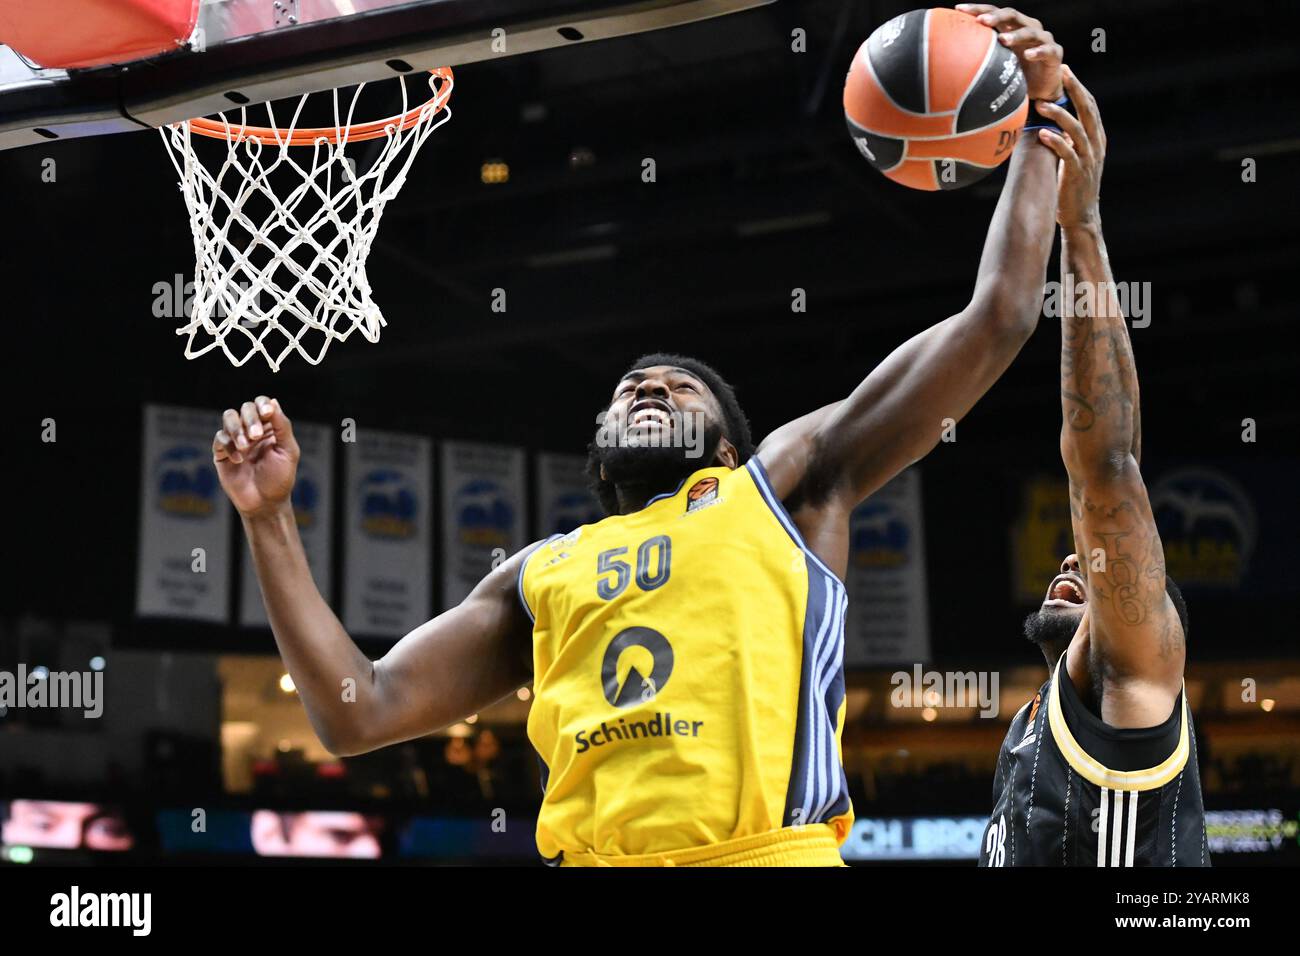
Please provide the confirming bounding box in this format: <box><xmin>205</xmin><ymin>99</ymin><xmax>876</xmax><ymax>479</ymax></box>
<box><xmin>159</xmin><ymin>72</ymin><xmax>452</xmax><ymax>371</ymax></box>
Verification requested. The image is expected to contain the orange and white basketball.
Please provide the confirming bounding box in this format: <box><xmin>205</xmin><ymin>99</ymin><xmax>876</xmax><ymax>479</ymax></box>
<box><xmin>844</xmin><ymin>7</ymin><xmax>1029</xmax><ymax>191</ymax></box>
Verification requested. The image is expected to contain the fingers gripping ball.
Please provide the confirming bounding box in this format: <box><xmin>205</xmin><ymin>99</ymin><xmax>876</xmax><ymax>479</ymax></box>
<box><xmin>844</xmin><ymin>8</ymin><xmax>1028</xmax><ymax>190</ymax></box>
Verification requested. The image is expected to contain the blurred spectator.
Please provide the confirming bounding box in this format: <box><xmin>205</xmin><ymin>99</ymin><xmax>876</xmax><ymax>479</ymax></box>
<box><xmin>250</xmin><ymin>810</ymin><xmax>382</xmax><ymax>858</ymax></box>
<box><xmin>474</xmin><ymin>729</ymin><xmax>502</xmax><ymax>802</ymax></box>
<box><xmin>2</xmin><ymin>799</ymin><xmax>134</xmax><ymax>851</ymax></box>
<box><xmin>429</xmin><ymin>735</ymin><xmax>482</xmax><ymax>808</ymax></box>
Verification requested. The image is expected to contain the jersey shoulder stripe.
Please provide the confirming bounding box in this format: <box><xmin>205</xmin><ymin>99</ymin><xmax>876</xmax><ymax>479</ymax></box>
<box><xmin>745</xmin><ymin>457</ymin><xmax>847</xmax><ymax>587</ymax></box>
<box><xmin>516</xmin><ymin>534</ymin><xmax>562</xmax><ymax>623</ymax></box>
<box><xmin>1045</xmin><ymin>656</ymin><xmax>1189</xmax><ymax>792</ymax></box>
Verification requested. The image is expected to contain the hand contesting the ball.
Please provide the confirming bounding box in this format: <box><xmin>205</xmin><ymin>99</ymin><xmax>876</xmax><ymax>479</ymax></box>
<box><xmin>1034</xmin><ymin>66</ymin><xmax>1105</xmax><ymax>229</ymax></box>
<box><xmin>955</xmin><ymin>5</ymin><xmax>1064</xmax><ymax>102</ymax></box>
<box><xmin>213</xmin><ymin>397</ymin><xmax>301</xmax><ymax>519</ymax></box>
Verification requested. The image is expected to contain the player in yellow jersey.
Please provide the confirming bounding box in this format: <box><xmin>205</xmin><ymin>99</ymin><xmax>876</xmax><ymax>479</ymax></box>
<box><xmin>213</xmin><ymin>7</ymin><xmax>1065</xmax><ymax>868</ymax></box>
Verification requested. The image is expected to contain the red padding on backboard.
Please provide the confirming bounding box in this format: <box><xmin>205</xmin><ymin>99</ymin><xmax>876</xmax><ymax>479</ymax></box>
<box><xmin>0</xmin><ymin>0</ymin><xmax>200</xmax><ymax>68</ymax></box>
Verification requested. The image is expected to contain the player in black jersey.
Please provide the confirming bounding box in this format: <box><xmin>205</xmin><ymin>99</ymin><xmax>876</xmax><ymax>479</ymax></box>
<box><xmin>979</xmin><ymin>65</ymin><xmax>1208</xmax><ymax>867</ymax></box>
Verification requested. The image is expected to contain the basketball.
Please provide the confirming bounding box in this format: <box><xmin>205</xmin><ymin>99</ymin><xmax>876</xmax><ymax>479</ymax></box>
<box><xmin>844</xmin><ymin>7</ymin><xmax>1029</xmax><ymax>191</ymax></box>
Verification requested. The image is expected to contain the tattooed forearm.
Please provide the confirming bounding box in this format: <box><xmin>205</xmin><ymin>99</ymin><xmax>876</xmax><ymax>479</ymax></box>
<box><xmin>1059</xmin><ymin>224</ymin><xmax>1140</xmax><ymax>471</ymax></box>
<box><xmin>1063</xmin><ymin>390</ymin><xmax>1095</xmax><ymax>431</ymax></box>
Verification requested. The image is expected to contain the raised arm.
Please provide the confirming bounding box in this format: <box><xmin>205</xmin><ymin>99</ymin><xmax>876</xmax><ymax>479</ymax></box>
<box><xmin>758</xmin><ymin>6</ymin><xmax>1061</xmax><ymax>507</ymax></box>
<box><xmin>216</xmin><ymin>397</ymin><xmax>534</xmax><ymax>757</ymax></box>
<box><xmin>1043</xmin><ymin>69</ymin><xmax>1183</xmax><ymax>710</ymax></box>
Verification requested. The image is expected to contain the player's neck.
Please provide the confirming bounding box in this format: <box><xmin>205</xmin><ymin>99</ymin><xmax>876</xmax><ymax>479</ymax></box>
<box><xmin>1040</xmin><ymin>641</ymin><xmax>1068</xmax><ymax>670</ymax></box>
<box><xmin>613</xmin><ymin>478</ymin><xmax>680</xmax><ymax>514</ymax></box>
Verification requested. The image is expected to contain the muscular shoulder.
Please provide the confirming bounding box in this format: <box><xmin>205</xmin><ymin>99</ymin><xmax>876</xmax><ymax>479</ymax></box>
<box><xmin>467</xmin><ymin>540</ymin><xmax>545</xmax><ymax>621</ymax></box>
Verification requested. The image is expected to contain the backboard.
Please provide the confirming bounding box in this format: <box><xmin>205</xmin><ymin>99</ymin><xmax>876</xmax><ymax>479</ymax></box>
<box><xmin>0</xmin><ymin>0</ymin><xmax>773</xmax><ymax>152</ymax></box>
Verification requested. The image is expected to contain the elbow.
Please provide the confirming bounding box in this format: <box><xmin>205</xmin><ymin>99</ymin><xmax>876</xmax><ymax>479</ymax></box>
<box><xmin>314</xmin><ymin>727</ymin><xmax>350</xmax><ymax>758</ymax></box>
<box><xmin>1060</xmin><ymin>431</ymin><xmax>1136</xmax><ymax>483</ymax></box>
<box><xmin>313</xmin><ymin>720</ymin><xmax>372</xmax><ymax>759</ymax></box>
<box><xmin>317</xmin><ymin>731</ymin><xmax>348</xmax><ymax>758</ymax></box>
<box><xmin>969</xmin><ymin>284</ymin><xmax>1042</xmax><ymax>343</ymax></box>
<box><xmin>320</xmin><ymin>733</ymin><xmax>369</xmax><ymax>760</ymax></box>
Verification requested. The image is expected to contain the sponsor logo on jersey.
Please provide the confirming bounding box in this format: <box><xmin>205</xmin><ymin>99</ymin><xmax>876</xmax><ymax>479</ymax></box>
<box><xmin>552</xmin><ymin>527</ymin><xmax>583</xmax><ymax>549</ymax></box>
<box><xmin>601</xmin><ymin>627</ymin><xmax>674</xmax><ymax>707</ymax></box>
<box><xmin>573</xmin><ymin>627</ymin><xmax>704</xmax><ymax>753</ymax></box>
<box><xmin>574</xmin><ymin>712</ymin><xmax>704</xmax><ymax>754</ymax></box>
<box><xmin>684</xmin><ymin>476</ymin><xmax>720</xmax><ymax>513</ymax></box>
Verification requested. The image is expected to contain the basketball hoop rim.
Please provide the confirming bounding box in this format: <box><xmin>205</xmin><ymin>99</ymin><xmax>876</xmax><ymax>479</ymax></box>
<box><xmin>181</xmin><ymin>67</ymin><xmax>453</xmax><ymax>146</ymax></box>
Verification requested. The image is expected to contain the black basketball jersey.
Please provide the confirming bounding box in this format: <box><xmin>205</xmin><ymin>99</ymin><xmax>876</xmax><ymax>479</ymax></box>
<box><xmin>979</xmin><ymin>657</ymin><xmax>1209</xmax><ymax>867</ymax></box>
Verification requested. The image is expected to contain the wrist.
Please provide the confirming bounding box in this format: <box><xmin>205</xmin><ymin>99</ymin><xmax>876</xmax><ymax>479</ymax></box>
<box><xmin>240</xmin><ymin>498</ymin><xmax>296</xmax><ymax>528</ymax></box>
<box><xmin>1061</xmin><ymin>215</ymin><xmax>1102</xmax><ymax>240</ymax></box>
<box><xmin>1024</xmin><ymin>90</ymin><xmax>1073</xmax><ymax>133</ymax></box>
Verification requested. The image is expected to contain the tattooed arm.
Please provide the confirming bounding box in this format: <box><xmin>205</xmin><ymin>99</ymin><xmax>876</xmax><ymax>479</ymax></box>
<box><xmin>1042</xmin><ymin>68</ymin><xmax>1183</xmax><ymax>722</ymax></box>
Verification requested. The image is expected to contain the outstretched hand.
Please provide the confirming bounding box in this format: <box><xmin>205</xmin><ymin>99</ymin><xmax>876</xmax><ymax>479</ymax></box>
<box><xmin>1033</xmin><ymin>66</ymin><xmax>1105</xmax><ymax>228</ymax></box>
<box><xmin>213</xmin><ymin>397</ymin><xmax>300</xmax><ymax>518</ymax></box>
<box><xmin>956</xmin><ymin>5</ymin><xmax>1064</xmax><ymax>102</ymax></box>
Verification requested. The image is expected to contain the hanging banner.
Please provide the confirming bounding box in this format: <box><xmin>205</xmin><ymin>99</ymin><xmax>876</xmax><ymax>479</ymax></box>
<box><xmin>843</xmin><ymin>467</ymin><xmax>930</xmax><ymax>666</ymax></box>
<box><xmin>440</xmin><ymin>442</ymin><xmax>528</xmax><ymax>607</ymax></box>
<box><xmin>1150</xmin><ymin>464</ymin><xmax>1260</xmax><ymax>592</ymax></box>
<box><xmin>136</xmin><ymin>404</ymin><xmax>233</xmax><ymax>623</ymax></box>
<box><xmin>535</xmin><ymin>452</ymin><xmax>603</xmax><ymax>538</ymax></box>
<box><xmin>1014</xmin><ymin>461</ymin><xmax>1281</xmax><ymax>599</ymax></box>
<box><xmin>1010</xmin><ymin>475</ymin><xmax>1074</xmax><ymax>604</ymax></box>
<box><xmin>342</xmin><ymin>430</ymin><xmax>432</xmax><ymax>638</ymax></box>
<box><xmin>239</xmin><ymin>421</ymin><xmax>334</xmax><ymax>627</ymax></box>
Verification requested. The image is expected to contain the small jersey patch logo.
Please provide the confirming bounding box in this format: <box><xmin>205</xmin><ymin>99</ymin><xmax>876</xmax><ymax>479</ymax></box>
<box><xmin>551</xmin><ymin>528</ymin><xmax>582</xmax><ymax>549</ymax></box>
<box><xmin>685</xmin><ymin>477</ymin><xmax>720</xmax><ymax>513</ymax></box>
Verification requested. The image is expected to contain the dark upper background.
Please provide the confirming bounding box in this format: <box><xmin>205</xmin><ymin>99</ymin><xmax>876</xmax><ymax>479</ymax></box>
<box><xmin>1</xmin><ymin>0</ymin><xmax>1296</xmax><ymax>663</ymax></box>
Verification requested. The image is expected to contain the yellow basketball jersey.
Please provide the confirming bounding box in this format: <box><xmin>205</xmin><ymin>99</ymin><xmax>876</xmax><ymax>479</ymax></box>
<box><xmin>518</xmin><ymin>459</ymin><xmax>854</xmax><ymax>865</ymax></box>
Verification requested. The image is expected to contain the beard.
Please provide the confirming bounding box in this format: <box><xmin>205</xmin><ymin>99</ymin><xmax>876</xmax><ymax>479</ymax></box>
<box><xmin>1023</xmin><ymin>606</ymin><xmax>1084</xmax><ymax>649</ymax></box>
<box><xmin>594</xmin><ymin>419</ymin><xmax>724</xmax><ymax>498</ymax></box>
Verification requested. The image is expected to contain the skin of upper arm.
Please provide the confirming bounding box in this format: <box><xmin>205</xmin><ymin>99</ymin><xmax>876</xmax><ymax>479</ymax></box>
<box><xmin>362</xmin><ymin>543</ymin><xmax>539</xmax><ymax>749</ymax></box>
<box><xmin>755</xmin><ymin>402</ymin><xmax>841</xmax><ymax>501</ymax></box>
<box><xmin>758</xmin><ymin>304</ymin><xmax>1029</xmax><ymax>512</ymax></box>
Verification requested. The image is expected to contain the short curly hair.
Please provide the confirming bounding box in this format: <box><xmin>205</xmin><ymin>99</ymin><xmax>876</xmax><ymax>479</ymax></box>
<box><xmin>585</xmin><ymin>352</ymin><xmax>755</xmax><ymax>516</ymax></box>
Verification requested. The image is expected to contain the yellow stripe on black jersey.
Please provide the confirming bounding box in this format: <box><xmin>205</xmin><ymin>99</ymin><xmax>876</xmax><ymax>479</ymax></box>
<box><xmin>1046</xmin><ymin>655</ymin><xmax>1190</xmax><ymax>791</ymax></box>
